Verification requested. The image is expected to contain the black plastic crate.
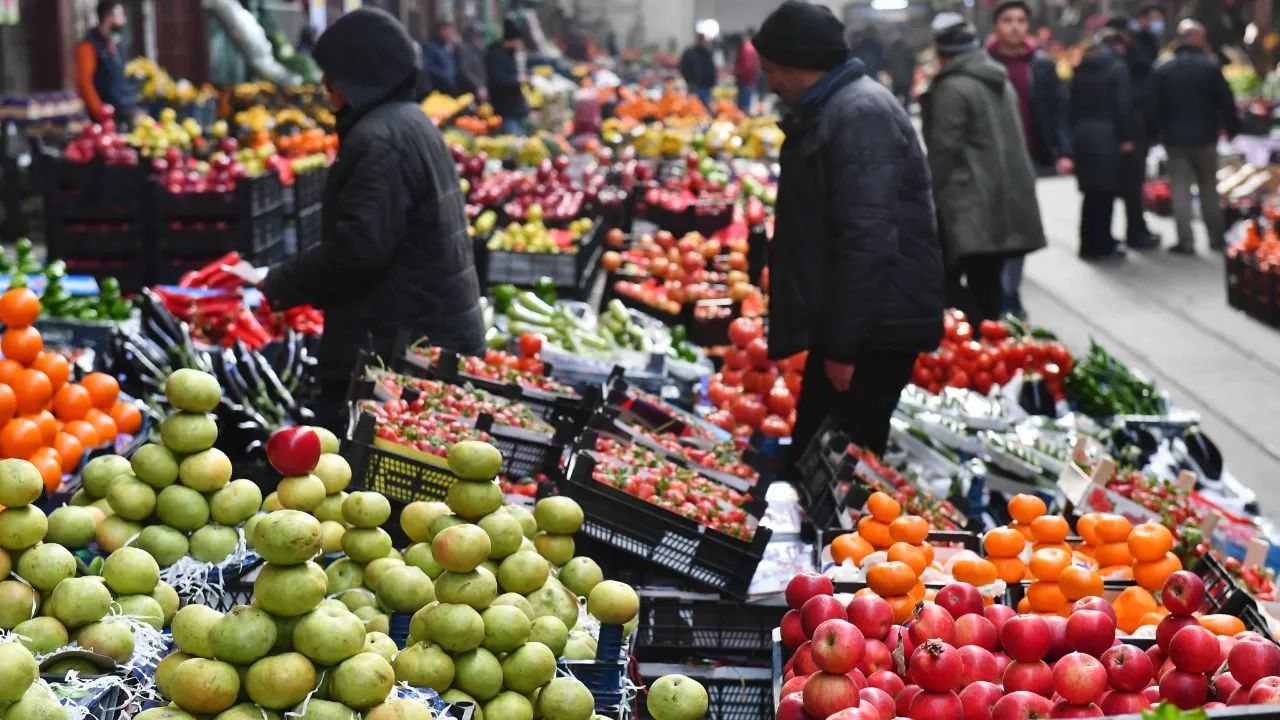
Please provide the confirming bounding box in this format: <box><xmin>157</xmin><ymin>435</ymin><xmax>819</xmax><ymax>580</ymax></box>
<box><xmin>44</xmin><ymin>156</ymin><xmax>147</xmax><ymax>220</ymax></box>
<box><xmin>62</xmin><ymin>257</ymin><xmax>148</xmax><ymax>294</ymax></box>
<box><xmin>561</xmin><ymin>624</ymin><xmax>631</xmax><ymax>713</ymax></box>
<box><xmin>489</xmin><ymin>423</ymin><xmax>574</xmax><ymax>479</ymax></box>
<box><xmin>1191</xmin><ymin>552</ymin><xmax>1276</xmax><ymax>640</ymax></box>
<box><xmin>294</xmin><ymin>165</ymin><xmax>329</xmax><ymax>209</ymax></box>
<box><xmin>686</xmin><ymin>299</ymin><xmax>739</xmax><ymax>348</ymax></box>
<box><xmin>296</xmin><ymin>204</ymin><xmax>323</xmax><ymax>252</ymax></box>
<box><xmin>155</xmin><ymin>173</ymin><xmax>284</xmax><ymax>220</ymax></box>
<box><xmin>638</xmin><ymin>662</ymin><xmax>772</xmax><ymax>720</ymax></box>
<box><xmin>1227</xmin><ymin>251</ymin><xmax>1246</xmax><ymax>310</ymax></box>
<box><xmin>794</xmin><ymin>420</ymin><xmax>858</xmax><ymax>529</ymax></box>
<box><xmin>635</xmin><ymin>594</ymin><xmax>786</xmax><ymax>660</ymax></box>
<box><xmin>173</xmin><ymin>556</ymin><xmax>262</xmax><ymax>612</ymax></box>
<box><xmin>342</xmin><ymin>411</ymin><xmax>466</xmax><ymax>505</ymax></box>
<box><xmin>156</xmin><ymin>210</ymin><xmax>284</xmax><ymax>258</ymax></box>
<box><xmin>484</xmin><ymin>220</ymin><xmax>602</xmax><ymax>290</ymax></box>
<box><xmin>582</xmin><ymin>411</ymin><xmax>764</xmax><ymax>493</ymax></box>
<box><xmin>48</xmin><ymin>220</ymin><xmax>146</xmax><ymax>259</ymax></box>
<box><xmin>559</xmin><ymin>451</ymin><xmax>772</xmax><ymax>600</ymax></box>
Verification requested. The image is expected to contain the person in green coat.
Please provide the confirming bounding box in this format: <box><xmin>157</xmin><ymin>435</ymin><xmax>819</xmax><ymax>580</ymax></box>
<box><xmin>923</xmin><ymin>13</ymin><xmax>1046</xmax><ymax>324</ymax></box>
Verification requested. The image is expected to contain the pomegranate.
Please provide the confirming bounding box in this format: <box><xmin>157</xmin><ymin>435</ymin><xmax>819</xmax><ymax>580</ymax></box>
<box><xmin>909</xmin><ymin>602</ymin><xmax>957</xmax><ymax>646</ymax></box>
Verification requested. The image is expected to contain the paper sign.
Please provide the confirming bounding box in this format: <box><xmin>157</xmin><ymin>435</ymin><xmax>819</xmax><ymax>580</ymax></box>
<box><xmin>1245</xmin><ymin>538</ymin><xmax>1270</xmax><ymax>568</ymax></box>
<box><xmin>1088</xmin><ymin>457</ymin><xmax>1117</xmax><ymax>486</ymax></box>
<box><xmin>1056</xmin><ymin>462</ymin><xmax>1093</xmax><ymax>507</ymax></box>
<box><xmin>1177</xmin><ymin>470</ymin><xmax>1198</xmax><ymax>491</ymax></box>
<box><xmin>1202</xmin><ymin>512</ymin><xmax>1221</xmax><ymax>537</ymax></box>
<box><xmin>221</xmin><ymin>260</ymin><xmax>264</xmax><ymax>286</ymax></box>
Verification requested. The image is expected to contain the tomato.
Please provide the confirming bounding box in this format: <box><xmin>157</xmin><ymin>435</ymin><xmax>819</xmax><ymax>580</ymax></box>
<box><xmin>730</xmin><ymin>395</ymin><xmax>767</xmax><ymax>427</ymax></box>
<box><xmin>948</xmin><ymin>369</ymin><xmax>970</xmax><ymax>388</ymax></box>
<box><xmin>975</xmin><ymin>351</ymin><xmax>995</xmax><ymax>371</ymax></box>
<box><xmin>721</xmin><ymin>368</ymin><xmax>744</xmax><ymax>387</ymax></box>
<box><xmin>745</xmin><ymin>337</ymin><xmax>771</xmax><ymax>369</ymax></box>
<box><xmin>979</xmin><ymin>319</ymin><xmax>1008</xmax><ymax>341</ymax></box>
<box><xmin>952</xmin><ymin>321</ymin><xmax>973</xmax><ymax>343</ymax></box>
<box><xmin>760</xmin><ymin>414</ymin><xmax>790</xmax><ymax>437</ymax></box>
<box><xmin>727</xmin><ymin>317</ymin><xmax>761</xmax><ymax>348</ymax></box>
<box><xmin>766</xmin><ymin>385</ymin><xmax>796</xmax><ymax>415</ymax></box>
<box><xmin>912</xmin><ymin>365</ymin><xmax>934</xmax><ymax>386</ymax></box>
<box><xmin>707</xmin><ymin>379</ymin><xmax>732</xmax><ymax>407</ymax></box>
<box><xmin>992</xmin><ymin>362</ymin><xmax>1010</xmax><ymax>386</ymax></box>
<box><xmin>742</xmin><ymin>366</ymin><xmax>777</xmax><ymax>395</ymax></box>
<box><xmin>517</xmin><ymin>332</ymin><xmax>544</xmax><ymax>356</ymax></box>
<box><xmin>706</xmin><ymin>410</ymin><xmax>735</xmax><ymax>430</ymax></box>
<box><xmin>1047</xmin><ymin>342</ymin><xmax>1072</xmax><ymax>367</ymax></box>
<box><xmin>724</xmin><ymin>346</ymin><xmax>749</xmax><ymax>370</ymax></box>
<box><xmin>973</xmin><ymin>371</ymin><xmax>994</xmax><ymax>394</ymax></box>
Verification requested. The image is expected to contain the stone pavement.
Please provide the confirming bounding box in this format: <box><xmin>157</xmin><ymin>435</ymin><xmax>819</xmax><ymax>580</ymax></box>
<box><xmin>1022</xmin><ymin>176</ymin><xmax>1280</xmax><ymax>516</ymax></box>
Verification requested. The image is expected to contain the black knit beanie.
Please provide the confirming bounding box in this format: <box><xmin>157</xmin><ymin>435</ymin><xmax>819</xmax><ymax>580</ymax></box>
<box><xmin>754</xmin><ymin>0</ymin><xmax>849</xmax><ymax>71</ymax></box>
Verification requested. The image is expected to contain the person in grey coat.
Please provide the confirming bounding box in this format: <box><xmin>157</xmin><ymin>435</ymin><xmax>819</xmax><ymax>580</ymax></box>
<box><xmin>923</xmin><ymin>14</ymin><xmax>1046</xmax><ymax>324</ymax></box>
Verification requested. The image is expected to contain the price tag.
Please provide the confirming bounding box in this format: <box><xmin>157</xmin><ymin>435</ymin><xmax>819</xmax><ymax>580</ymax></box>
<box><xmin>1088</xmin><ymin>457</ymin><xmax>1117</xmax><ymax>486</ymax></box>
<box><xmin>1056</xmin><ymin>462</ymin><xmax>1093</xmax><ymax>507</ymax></box>
<box><xmin>1245</xmin><ymin>538</ymin><xmax>1270</xmax><ymax>569</ymax></box>
<box><xmin>1177</xmin><ymin>470</ymin><xmax>1198</xmax><ymax>491</ymax></box>
<box><xmin>1202</xmin><ymin>512</ymin><xmax>1221</xmax><ymax>538</ymax></box>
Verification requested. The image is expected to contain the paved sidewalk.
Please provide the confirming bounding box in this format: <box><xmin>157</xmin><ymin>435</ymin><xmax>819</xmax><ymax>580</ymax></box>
<box><xmin>1022</xmin><ymin>176</ymin><xmax>1280</xmax><ymax>516</ymax></box>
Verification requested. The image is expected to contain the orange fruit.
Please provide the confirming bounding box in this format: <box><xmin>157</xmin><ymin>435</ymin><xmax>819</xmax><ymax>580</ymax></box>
<box><xmin>1114</xmin><ymin>586</ymin><xmax>1160</xmax><ymax>634</ymax></box>
<box><xmin>28</xmin><ymin>447</ymin><xmax>62</xmax><ymax>491</ymax></box>
<box><xmin>82</xmin><ymin>372</ymin><xmax>119</xmax><ymax>410</ymax></box>
<box><xmin>24</xmin><ymin>410</ymin><xmax>56</xmax><ymax>446</ymax></box>
<box><xmin>1011</xmin><ymin>522</ymin><xmax>1035</xmax><ymax>541</ymax></box>
<box><xmin>1094</xmin><ymin>541</ymin><xmax>1133</xmax><ymax>568</ymax></box>
<box><xmin>953</xmin><ymin>557</ymin><xmax>998</xmax><ymax>586</ymax></box>
<box><xmin>1095</xmin><ymin>514</ymin><xmax>1133</xmax><ymax>543</ymax></box>
<box><xmin>887</xmin><ymin>594</ymin><xmax>917</xmax><ymax>624</ymax></box>
<box><xmin>0</xmin><ymin>288</ymin><xmax>40</xmax><ymax>328</ymax></box>
<box><xmin>0</xmin><ymin>418</ymin><xmax>42</xmax><ymax>459</ymax></box>
<box><xmin>1016</xmin><ymin>597</ymin><xmax>1031</xmax><ymax>613</ymax></box>
<box><xmin>1076</xmin><ymin>513</ymin><xmax>1103</xmax><ymax>546</ymax></box>
<box><xmin>889</xmin><ymin>515</ymin><xmax>929</xmax><ymax>545</ymax></box>
<box><xmin>867</xmin><ymin>491</ymin><xmax>902</xmax><ymax>523</ymax></box>
<box><xmin>0</xmin><ymin>359</ymin><xmax>21</xmax><ymax>387</ymax></box>
<box><xmin>831</xmin><ymin>532</ymin><xmax>874</xmax><ymax>566</ymax></box>
<box><xmin>991</xmin><ymin>556</ymin><xmax>1028</xmax><ymax>584</ymax></box>
<box><xmin>12</xmin><ymin>369</ymin><xmax>51</xmax><ymax>416</ymax></box>
<box><xmin>1</xmin><ymin>326</ymin><xmax>42</xmax><ymax>365</ymax></box>
<box><xmin>1027</xmin><ymin>582</ymin><xmax>1068</xmax><ymax>612</ymax></box>
<box><xmin>1200</xmin><ymin>614</ymin><xmax>1247</xmax><ymax>636</ymax></box>
<box><xmin>1032</xmin><ymin>541</ymin><xmax>1074</xmax><ymax>557</ymax></box>
<box><xmin>31</xmin><ymin>353</ymin><xmax>69</xmax><ymax>391</ymax></box>
<box><xmin>1133</xmin><ymin>552</ymin><xmax>1182</xmax><ymax>592</ymax></box>
<box><xmin>857</xmin><ymin>516</ymin><xmax>894</xmax><ymax>549</ymax></box>
<box><xmin>867</xmin><ymin>561</ymin><xmax>918</xmax><ymax>596</ymax></box>
<box><xmin>52</xmin><ymin>384</ymin><xmax>92</xmax><ymax>421</ymax></box>
<box><xmin>85</xmin><ymin>408</ymin><xmax>118</xmax><ymax>443</ymax></box>
<box><xmin>920</xmin><ymin>541</ymin><xmax>935</xmax><ymax>566</ymax></box>
<box><xmin>1008</xmin><ymin>493</ymin><xmax>1047</xmax><ymax>524</ymax></box>
<box><xmin>62</xmin><ymin>419</ymin><xmax>100</xmax><ymax>450</ymax></box>
<box><xmin>1029</xmin><ymin>547</ymin><xmax>1071</xmax><ymax>582</ymax></box>
<box><xmin>1138</xmin><ymin>611</ymin><xmax>1166</xmax><ymax>628</ymax></box>
<box><xmin>0</xmin><ymin>384</ymin><xmax>14</xmax><ymax>428</ymax></box>
<box><xmin>853</xmin><ymin>588</ymin><xmax>879</xmax><ymax>600</ymax></box>
<box><xmin>888</xmin><ymin>542</ymin><xmax>928</xmax><ymax>576</ymax></box>
<box><xmin>1100</xmin><ymin>565</ymin><xmax>1135</xmax><ymax>580</ymax></box>
<box><xmin>53</xmin><ymin>432</ymin><xmax>83</xmax><ymax>473</ymax></box>
<box><xmin>1127</xmin><ymin>522</ymin><xmax>1174</xmax><ymax>562</ymax></box>
<box><xmin>109</xmin><ymin>401</ymin><xmax>142</xmax><ymax>435</ymax></box>
<box><xmin>983</xmin><ymin>527</ymin><xmax>1025</xmax><ymax>557</ymax></box>
<box><xmin>1030</xmin><ymin>515</ymin><xmax>1070</xmax><ymax>543</ymax></box>
<box><xmin>909</xmin><ymin>581</ymin><xmax>927</xmax><ymax>600</ymax></box>
<box><xmin>1059</xmin><ymin>565</ymin><xmax>1104</xmax><ymax>601</ymax></box>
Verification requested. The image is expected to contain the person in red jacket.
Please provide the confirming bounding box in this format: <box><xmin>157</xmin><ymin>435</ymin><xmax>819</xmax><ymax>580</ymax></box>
<box><xmin>75</xmin><ymin>1</ymin><xmax>136</xmax><ymax>123</ymax></box>
<box><xmin>734</xmin><ymin>32</ymin><xmax>760</xmax><ymax>114</ymax></box>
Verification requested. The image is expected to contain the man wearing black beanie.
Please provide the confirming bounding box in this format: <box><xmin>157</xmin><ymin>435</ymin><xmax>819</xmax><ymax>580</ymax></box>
<box><xmin>756</xmin><ymin>0</ymin><xmax>943</xmax><ymax>459</ymax></box>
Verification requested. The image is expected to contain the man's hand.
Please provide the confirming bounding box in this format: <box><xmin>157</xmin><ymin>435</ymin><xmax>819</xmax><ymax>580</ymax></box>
<box><xmin>825</xmin><ymin>359</ymin><xmax>854</xmax><ymax>392</ymax></box>
<box><xmin>1056</xmin><ymin>157</ymin><xmax>1075</xmax><ymax>175</ymax></box>
<box><xmin>1119</xmin><ymin>142</ymin><xmax>1136</xmax><ymax>153</ymax></box>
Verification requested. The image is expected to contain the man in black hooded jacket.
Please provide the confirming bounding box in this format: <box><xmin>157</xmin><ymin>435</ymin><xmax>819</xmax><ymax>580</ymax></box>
<box><xmin>755</xmin><ymin>0</ymin><xmax>943</xmax><ymax>459</ymax></box>
<box><xmin>264</xmin><ymin>8</ymin><xmax>485</xmax><ymax>432</ymax></box>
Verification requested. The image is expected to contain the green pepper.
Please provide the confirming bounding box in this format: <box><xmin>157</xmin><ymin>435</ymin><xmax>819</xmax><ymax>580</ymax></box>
<box><xmin>533</xmin><ymin>276</ymin><xmax>558</xmax><ymax>305</ymax></box>
<box><xmin>671</xmin><ymin>324</ymin><xmax>688</xmax><ymax>343</ymax></box>
<box><xmin>490</xmin><ymin>284</ymin><xmax>518</xmax><ymax>313</ymax></box>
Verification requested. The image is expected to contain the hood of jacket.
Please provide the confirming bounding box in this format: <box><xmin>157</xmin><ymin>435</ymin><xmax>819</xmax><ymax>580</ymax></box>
<box><xmin>313</xmin><ymin>8</ymin><xmax>421</xmax><ymax>121</ymax></box>
<box><xmin>780</xmin><ymin>58</ymin><xmax>866</xmax><ymax>135</ymax></box>
<box><xmin>1079</xmin><ymin>43</ymin><xmax>1122</xmax><ymax>72</ymax></box>
<box><xmin>936</xmin><ymin>49</ymin><xmax>1009</xmax><ymax>92</ymax></box>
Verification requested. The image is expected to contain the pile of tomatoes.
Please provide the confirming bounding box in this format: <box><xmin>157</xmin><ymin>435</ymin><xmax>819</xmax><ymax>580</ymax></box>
<box><xmin>363</xmin><ymin>398</ymin><xmax>492</xmax><ymax>460</ymax></box>
<box><xmin>703</xmin><ymin>317</ymin><xmax>801</xmax><ymax>439</ymax></box>
<box><xmin>912</xmin><ymin>310</ymin><xmax>1074</xmax><ymax>397</ymax></box>
<box><xmin>413</xmin><ymin>339</ymin><xmax>578</xmax><ymax>398</ymax></box>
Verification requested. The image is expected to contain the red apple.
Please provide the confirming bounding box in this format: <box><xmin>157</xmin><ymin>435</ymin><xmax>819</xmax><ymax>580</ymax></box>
<box><xmin>1228</xmin><ymin>635</ymin><xmax>1280</xmax><ymax>687</ymax></box>
<box><xmin>995</xmin><ymin>650</ymin><xmax>1012</xmax><ymax>677</ymax></box>
<box><xmin>1228</xmin><ymin>686</ymin><xmax>1252</xmax><ymax>706</ymax></box>
<box><xmin>802</xmin><ymin>595</ymin><xmax>848</xmax><ymax>637</ymax></box>
<box><xmin>1146</xmin><ymin>644</ymin><xmax>1165</xmax><ymax>669</ymax></box>
<box><xmin>862</xmin><ymin>687</ymin><xmax>897</xmax><ymax>720</ymax></box>
<box><xmin>957</xmin><ymin>645</ymin><xmax>999</xmax><ymax>685</ymax></box>
<box><xmin>1048</xmin><ymin>700</ymin><xmax>1102</xmax><ymax>718</ymax></box>
<box><xmin>849</xmin><ymin>596</ymin><xmax>895</xmax><ymax>640</ymax></box>
<box><xmin>1167</xmin><ymin>625</ymin><xmax>1221</xmax><ymax>674</ymax></box>
<box><xmin>909</xmin><ymin>603</ymin><xmax>957</xmax><ymax>646</ymax></box>
<box><xmin>897</xmin><ymin>685</ymin><xmax>923</xmax><ymax>717</ymax></box>
<box><xmin>1251</xmin><ymin>677</ymin><xmax>1280</xmax><ymax>705</ymax></box>
<box><xmin>859</xmin><ymin>639</ymin><xmax>893</xmax><ymax>676</ymax></box>
<box><xmin>1219</xmin><ymin>635</ymin><xmax>1237</xmax><ymax>663</ymax></box>
<box><xmin>777</xmin><ymin>692</ymin><xmax>808</xmax><ymax>720</ymax></box>
<box><xmin>985</xmin><ymin>604</ymin><xmax>1016</xmax><ymax>647</ymax></box>
<box><xmin>991</xmin><ymin>690</ymin><xmax>1054</xmax><ymax>720</ymax></box>
<box><xmin>1044</xmin><ymin>616</ymin><xmax>1070</xmax><ymax>662</ymax></box>
<box><xmin>1003</xmin><ymin>615</ymin><xmax>1051</xmax><ymax>662</ymax></box>
<box><xmin>847</xmin><ymin>669</ymin><xmax>868</xmax><ymax>691</ymax></box>
<box><xmin>780</xmin><ymin>673</ymin><xmax>809</xmax><ymax>699</ymax></box>
<box><xmin>956</xmin><ymin>614</ymin><xmax>998</xmax><ymax>650</ymax></box>
<box><xmin>1214</xmin><ymin>672</ymin><xmax>1241</xmax><ymax>701</ymax></box>
<box><xmin>1100</xmin><ymin>691</ymin><xmax>1150</xmax><ymax>715</ymax></box>
<box><xmin>827</xmin><ymin>707</ymin><xmax>878</xmax><ymax>720</ymax></box>
<box><xmin>910</xmin><ymin>640</ymin><xmax>963</xmax><ymax>692</ymax></box>
<box><xmin>1053</xmin><ymin>652</ymin><xmax>1108</xmax><ymax>705</ymax></box>
<box><xmin>959</xmin><ymin>681</ymin><xmax>1003</xmax><ymax>720</ymax></box>
<box><xmin>804</xmin><ymin>671</ymin><xmax>862</xmax><ymax>719</ymax></box>
<box><xmin>909</xmin><ymin>691</ymin><xmax>963</xmax><ymax>720</ymax></box>
<box><xmin>1064</xmin><ymin>610</ymin><xmax>1115</xmax><ymax>657</ymax></box>
<box><xmin>1157</xmin><ymin>657</ymin><xmax>1176</xmax><ymax>682</ymax></box>
<box><xmin>1004</xmin><ymin>660</ymin><xmax>1054</xmax><ymax>697</ymax></box>
<box><xmin>813</xmin><ymin>619</ymin><xmax>867</xmax><ymax>674</ymax></box>
<box><xmin>1159</xmin><ymin>669</ymin><xmax>1209</xmax><ymax>709</ymax></box>
<box><xmin>869</xmin><ymin>670</ymin><xmax>905</xmax><ymax>698</ymax></box>
<box><xmin>782</xmin><ymin>610</ymin><xmax>807</xmax><ymax>653</ymax></box>
<box><xmin>1070</xmin><ymin>597</ymin><xmax>1117</xmax><ymax>626</ymax></box>
<box><xmin>787</xmin><ymin>572</ymin><xmax>835</xmax><ymax>611</ymax></box>
<box><xmin>794</xmin><ymin>641</ymin><xmax>820</xmax><ymax>675</ymax></box>
<box><xmin>1143</xmin><ymin>685</ymin><xmax>1160</xmax><ymax>703</ymax></box>
<box><xmin>1156</xmin><ymin>615</ymin><xmax>1199</xmax><ymax>651</ymax></box>
<box><xmin>1160</xmin><ymin>571</ymin><xmax>1206</xmax><ymax>617</ymax></box>
<box><xmin>1204</xmin><ymin>702</ymin><xmax>1226</xmax><ymax>710</ymax></box>
<box><xmin>1101</xmin><ymin>644</ymin><xmax>1154</xmax><ymax>691</ymax></box>
<box><xmin>935</xmin><ymin>583</ymin><xmax>984</xmax><ymax>618</ymax></box>
<box><xmin>266</xmin><ymin>426</ymin><xmax>322</xmax><ymax>476</ymax></box>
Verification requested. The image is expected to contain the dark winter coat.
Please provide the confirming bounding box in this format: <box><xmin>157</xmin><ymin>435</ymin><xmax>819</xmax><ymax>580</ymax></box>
<box><xmin>1069</xmin><ymin>44</ymin><xmax>1134</xmax><ymax>193</ymax></box>
<box><xmin>485</xmin><ymin>42</ymin><xmax>529</xmax><ymax>120</ymax></box>
<box><xmin>923</xmin><ymin>50</ymin><xmax>1045</xmax><ymax>263</ymax></box>
<box><xmin>424</xmin><ymin>39</ymin><xmax>458</xmax><ymax>96</ymax></box>
<box><xmin>264</xmin><ymin>8</ymin><xmax>484</xmax><ymax>383</ymax></box>
<box><xmin>679</xmin><ymin>45</ymin><xmax>717</xmax><ymax>89</ymax></box>
<box><xmin>456</xmin><ymin>41</ymin><xmax>487</xmax><ymax>96</ymax></box>
<box><xmin>987</xmin><ymin>41</ymin><xmax>1073</xmax><ymax>167</ymax></box>
<box><xmin>1149</xmin><ymin>45</ymin><xmax>1241</xmax><ymax>147</ymax></box>
<box><xmin>769</xmin><ymin>59</ymin><xmax>943</xmax><ymax>363</ymax></box>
